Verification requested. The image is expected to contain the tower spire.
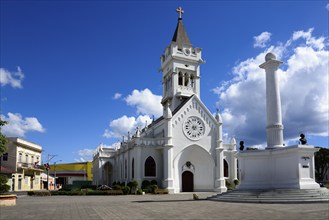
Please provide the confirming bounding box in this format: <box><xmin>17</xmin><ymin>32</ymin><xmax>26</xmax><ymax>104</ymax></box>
<box><xmin>172</xmin><ymin>7</ymin><xmax>191</xmax><ymax>49</ymax></box>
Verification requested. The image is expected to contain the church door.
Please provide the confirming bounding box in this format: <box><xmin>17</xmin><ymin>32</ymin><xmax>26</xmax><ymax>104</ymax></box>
<box><xmin>182</xmin><ymin>171</ymin><xmax>194</xmax><ymax>192</ymax></box>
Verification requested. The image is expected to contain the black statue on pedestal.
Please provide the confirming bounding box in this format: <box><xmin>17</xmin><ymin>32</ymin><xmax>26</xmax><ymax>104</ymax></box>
<box><xmin>299</xmin><ymin>133</ymin><xmax>307</xmax><ymax>145</ymax></box>
<box><xmin>239</xmin><ymin>141</ymin><xmax>245</xmax><ymax>151</ymax></box>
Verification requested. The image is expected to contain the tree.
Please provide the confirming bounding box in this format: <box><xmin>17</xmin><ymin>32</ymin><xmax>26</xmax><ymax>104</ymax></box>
<box><xmin>0</xmin><ymin>175</ymin><xmax>10</xmax><ymax>193</ymax></box>
<box><xmin>315</xmin><ymin>148</ymin><xmax>329</xmax><ymax>182</ymax></box>
<box><xmin>0</xmin><ymin>118</ymin><xmax>10</xmax><ymax>194</ymax></box>
<box><xmin>0</xmin><ymin>118</ymin><xmax>8</xmax><ymax>156</ymax></box>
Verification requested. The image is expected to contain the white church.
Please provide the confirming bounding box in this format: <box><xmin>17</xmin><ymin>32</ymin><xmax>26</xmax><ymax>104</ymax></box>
<box><xmin>92</xmin><ymin>8</ymin><xmax>237</xmax><ymax>193</ymax></box>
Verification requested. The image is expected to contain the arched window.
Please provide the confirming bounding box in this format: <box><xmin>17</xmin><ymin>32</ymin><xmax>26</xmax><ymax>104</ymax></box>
<box><xmin>132</xmin><ymin>158</ymin><xmax>135</xmax><ymax>179</ymax></box>
<box><xmin>224</xmin><ymin>159</ymin><xmax>229</xmax><ymax>178</ymax></box>
<box><xmin>178</xmin><ymin>72</ymin><xmax>183</xmax><ymax>86</ymax></box>
<box><xmin>144</xmin><ymin>156</ymin><xmax>156</xmax><ymax>177</ymax></box>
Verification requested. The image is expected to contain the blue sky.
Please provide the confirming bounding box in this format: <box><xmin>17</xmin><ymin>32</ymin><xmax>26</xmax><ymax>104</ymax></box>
<box><xmin>1</xmin><ymin>1</ymin><xmax>328</xmax><ymax>164</ymax></box>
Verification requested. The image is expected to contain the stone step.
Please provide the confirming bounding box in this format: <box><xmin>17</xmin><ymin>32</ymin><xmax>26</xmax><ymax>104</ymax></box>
<box><xmin>208</xmin><ymin>188</ymin><xmax>329</xmax><ymax>203</ymax></box>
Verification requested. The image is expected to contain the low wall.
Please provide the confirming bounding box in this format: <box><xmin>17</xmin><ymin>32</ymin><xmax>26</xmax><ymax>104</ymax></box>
<box><xmin>0</xmin><ymin>194</ymin><xmax>17</xmax><ymax>206</ymax></box>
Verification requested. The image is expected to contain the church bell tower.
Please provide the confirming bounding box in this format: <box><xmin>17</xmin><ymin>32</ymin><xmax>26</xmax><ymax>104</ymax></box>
<box><xmin>160</xmin><ymin>7</ymin><xmax>204</xmax><ymax>112</ymax></box>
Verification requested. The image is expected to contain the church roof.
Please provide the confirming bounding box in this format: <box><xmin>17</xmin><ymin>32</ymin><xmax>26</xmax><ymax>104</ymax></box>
<box><xmin>171</xmin><ymin>18</ymin><xmax>192</xmax><ymax>49</ymax></box>
<box><xmin>143</xmin><ymin>96</ymin><xmax>193</xmax><ymax>131</ymax></box>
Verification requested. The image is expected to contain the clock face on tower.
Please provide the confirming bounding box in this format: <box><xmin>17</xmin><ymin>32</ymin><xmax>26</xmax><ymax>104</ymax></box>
<box><xmin>183</xmin><ymin>116</ymin><xmax>205</xmax><ymax>140</ymax></box>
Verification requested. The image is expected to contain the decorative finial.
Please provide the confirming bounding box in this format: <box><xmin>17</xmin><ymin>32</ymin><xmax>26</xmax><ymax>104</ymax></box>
<box><xmin>265</xmin><ymin>52</ymin><xmax>276</xmax><ymax>61</ymax></box>
<box><xmin>176</xmin><ymin>7</ymin><xmax>184</xmax><ymax>19</ymax></box>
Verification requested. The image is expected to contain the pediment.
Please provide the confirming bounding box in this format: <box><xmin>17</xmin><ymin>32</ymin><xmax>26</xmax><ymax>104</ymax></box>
<box><xmin>171</xmin><ymin>96</ymin><xmax>218</xmax><ymax>131</ymax></box>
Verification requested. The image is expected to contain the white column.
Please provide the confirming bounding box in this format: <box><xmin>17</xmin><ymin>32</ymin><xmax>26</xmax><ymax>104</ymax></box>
<box><xmin>259</xmin><ymin>53</ymin><xmax>284</xmax><ymax>149</ymax></box>
<box><xmin>134</xmin><ymin>146</ymin><xmax>142</xmax><ymax>187</ymax></box>
<box><xmin>162</xmin><ymin>103</ymin><xmax>174</xmax><ymax>193</ymax></box>
<box><xmin>163</xmin><ymin>146</ymin><xmax>174</xmax><ymax>193</ymax></box>
<box><xmin>215</xmin><ymin>112</ymin><xmax>227</xmax><ymax>193</ymax></box>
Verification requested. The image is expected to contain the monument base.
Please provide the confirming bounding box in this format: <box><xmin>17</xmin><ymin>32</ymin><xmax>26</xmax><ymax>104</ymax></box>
<box><xmin>237</xmin><ymin>145</ymin><xmax>320</xmax><ymax>190</ymax></box>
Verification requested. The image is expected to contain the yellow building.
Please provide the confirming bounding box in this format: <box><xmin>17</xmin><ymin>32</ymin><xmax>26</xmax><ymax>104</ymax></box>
<box><xmin>48</xmin><ymin>162</ymin><xmax>93</xmax><ymax>187</ymax></box>
<box><xmin>1</xmin><ymin>137</ymin><xmax>43</xmax><ymax>191</ymax></box>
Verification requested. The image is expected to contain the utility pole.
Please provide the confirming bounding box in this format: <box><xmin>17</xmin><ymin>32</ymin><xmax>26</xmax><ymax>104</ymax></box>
<box><xmin>54</xmin><ymin>160</ymin><xmax>62</xmax><ymax>190</ymax></box>
<box><xmin>45</xmin><ymin>154</ymin><xmax>57</xmax><ymax>190</ymax></box>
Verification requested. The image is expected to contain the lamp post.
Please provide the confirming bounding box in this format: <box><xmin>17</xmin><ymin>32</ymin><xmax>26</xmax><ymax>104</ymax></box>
<box><xmin>54</xmin><ymin>160</ymin><xmax>62</xmax><ymax>190</ymax></box>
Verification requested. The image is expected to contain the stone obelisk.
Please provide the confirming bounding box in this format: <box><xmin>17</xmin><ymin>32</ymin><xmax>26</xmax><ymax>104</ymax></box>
<box><xmin>259</xmin><ymin>53</ymin><xmax>284</xmax><ymax>149</ymax></box>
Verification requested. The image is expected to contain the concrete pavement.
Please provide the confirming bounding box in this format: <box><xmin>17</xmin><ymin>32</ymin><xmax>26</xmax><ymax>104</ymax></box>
<box><xmin>1</xmin><ymin>192</ymin><xmax>328</xmax><ymax>220</ymax></box>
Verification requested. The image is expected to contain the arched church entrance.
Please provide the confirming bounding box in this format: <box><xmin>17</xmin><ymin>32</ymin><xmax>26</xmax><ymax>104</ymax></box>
<box><xmin>103</xmin><ymin>162</ymin><xmax>113</xmax><ymax>186</ymax></box>
<box><xmin>182</xmin><ymin>171</ymin><xmax>194</xmax><ymax>192</ymax></box>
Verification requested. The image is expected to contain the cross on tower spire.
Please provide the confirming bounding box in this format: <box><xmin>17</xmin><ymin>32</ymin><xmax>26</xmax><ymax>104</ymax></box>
<box><xmin>176</xmin><ymin>7</ymin><xmax>184</xmax><ymax>19</ymax></box>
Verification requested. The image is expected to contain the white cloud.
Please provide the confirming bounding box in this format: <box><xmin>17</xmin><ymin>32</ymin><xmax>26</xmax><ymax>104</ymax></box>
<box><xmin>292</xmin><ymin>28</ymin><xmax>325</xmax><ymax>50</ymax></box>
<box><xmin>74</xmin><ymin>148</ymin><xmax>94</xmax><ymax>162</ymax></box>
<box><xmin>103</xmin><ymin>115</ymin><xmax>153</xmax><ymax>139</ymax></box>
<box><xmin>1</xmin><ymin>112</ymin><xmax>45</xmax><ymax>137</ymax></box>
<box><xmin>125</xmin><ymin>88</ymin><xmax>162</xmax><ymax>117</ymax></box>
<box><xmin>214</xmin><ymin>29</ymin><xmax>328</xmax><ymax>148</ymax></box>
<box><xmin>253</xmin><ymin>32</ymin><xmax>272</xmax><ymax>48</ymax></box>
<box><xmin>113</xmin><ymin>93</ymin><xmax>122</xmax><ymax>100</ymax></box>
<box><xmin>0</xmin><ymin>67</ymin><xmax>24</xmax><ymax>88</ymax></box>
<box><xmin>326</xmin><ymin>3</ymin><xmax>329</xmax><ymax>11</ymax></box>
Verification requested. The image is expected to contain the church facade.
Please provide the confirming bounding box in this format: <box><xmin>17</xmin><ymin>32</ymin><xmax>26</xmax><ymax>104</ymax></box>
<box><xmin>92</xmin><ymin>10</ymin><xmax>237</xmax><ymax>193</ymax></box>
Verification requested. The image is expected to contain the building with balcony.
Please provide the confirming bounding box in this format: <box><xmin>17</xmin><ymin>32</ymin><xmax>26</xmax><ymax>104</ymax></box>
<box><xmin>0</xmin><ymin>137</ymin><xmax>43</xmax><ymax>191</ymax></box>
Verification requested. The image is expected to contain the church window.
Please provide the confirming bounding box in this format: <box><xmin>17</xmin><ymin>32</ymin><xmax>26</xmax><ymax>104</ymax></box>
<box><xmin>178</xmin><ymin>72</ymin><xmax>183</xmax><ymax>85</ymax></box>
<box><xmin>121</xmin><ymin>161</ymin><xmax>123</xmax><ymax>179</ymax></box>
<box><xmin>144</xmin><ymin>156</ymin><xmax>156</xmax><ymax>177</ymax></box>
<box><xmin>224</xmin><ymin>159</ymin><xmax>229</xmax><ymax>177</ymax></box>
<box><xmin>125</xmin><ymin>159</ymin><xmax>127</xmax><ymax>179</ymax></box>
<box><xmin>132</xmin><ymin>158</ymin><xmax>135</xmax><ymax>179</ymax></box>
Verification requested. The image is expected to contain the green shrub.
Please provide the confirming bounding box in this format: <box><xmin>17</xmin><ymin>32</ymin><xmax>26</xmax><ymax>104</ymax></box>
<box><xmin>81</xmin><ymin>184</ymin><xmax>97</xmax><ymax>190</ymax></box>
<box><xmin>150</xmin><ymin>180</ymin><xmax>157</xmax><ymax>186</ymax></box>
<box><xmin>141</xmin><ymin>180</ymin><xmax>150</xmax><ymax>189</ymax></box>
<box><xmin>51</xmin><ymin>189</ymin><xmax>124</xmax><ymax>196</ymax></box>
<box><xmin>127</xmin><ymin>181</ymin><xmax>133</xmax><ymax>189</ymax></box>
<box><xmin>136</xmin><ymin>188</ymin><xmax>143</xmax><ymax>195</ymax></box>
<box><xmin>120</xmin><ymin>182</ymin><xmax>125</xmax><ymax>187</ymax></box>
<box><xmin>132</xmin><ymin>180</ymin><xmax>139</xmax><ymax>187</ymax></box>
<box><xmin>112</xmin><ymin>181</ymin><xmax>117</xmax><ymax>186</ymax></box>
<box><xmin>154</xmin><ymin>189</ymin><xmax>169</xmax><ymax>194</ymax></box>
<box><xmin>0</xmin><ymin>174</ymin><xmax>10</xmax><ymax>194</ymax></box>
<box><xmin>150</xmin><ymin>184</ymin><xmax>158</xmax><ymax>194</ymax></box>
<box><xmin>28</xmin><ymin>190</ymin><xmax>51</xmax><ymax>196</ymax></box>
<box><xmin>233</xmin><ymin>179</ymin><xmax>239</xmax><ymax>186</ymax></box>
<box><xmin>113</xmin><ymin>184</ymin><xmax>121</xmax><ymax>190</ymax></box>
<box><xmin>121</xmin><ymin>186</ymin><xmax>130</xmax><ymax>195</ymax></box>
<box><xmin>225</xmin><ymin>180</ymin><xmax>235</xmax><ymax>190</ymax></box>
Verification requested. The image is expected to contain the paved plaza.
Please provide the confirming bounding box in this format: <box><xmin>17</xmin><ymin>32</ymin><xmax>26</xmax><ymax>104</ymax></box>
<box><xmin>1</xmin><ymin>193</ymin><xmax>328</xmax><ymax>220</ymax></box>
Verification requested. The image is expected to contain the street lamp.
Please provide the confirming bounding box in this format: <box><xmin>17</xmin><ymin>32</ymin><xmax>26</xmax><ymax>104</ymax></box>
<box><xmin>54</xmin><ymin>160</ymin><xmax>62</xmax><ymax>190</ymax></box>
